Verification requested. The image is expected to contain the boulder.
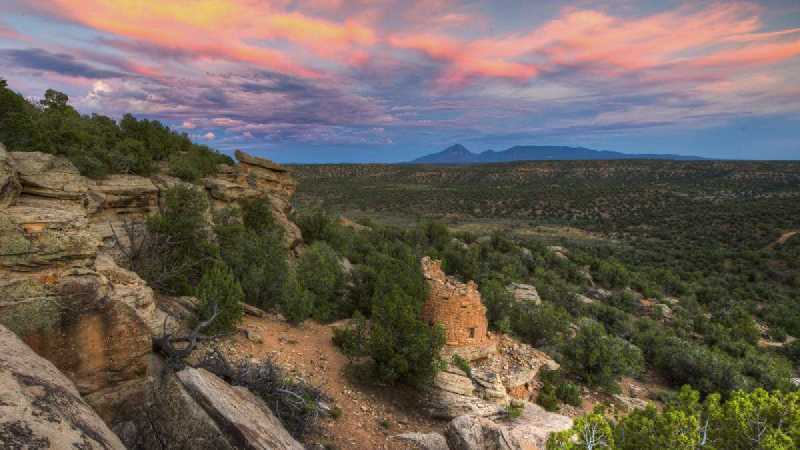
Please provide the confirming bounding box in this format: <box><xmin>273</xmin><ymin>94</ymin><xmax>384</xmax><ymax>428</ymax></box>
<box><xmin>393</xmin><ymin>432</ymin><xmax>450</xmax><ymax>450</ymax></box>
<box><xmin>0</xmin><ymin>143</ymin><xmax>21</xmax><ymax>208</ymax></box>
<box><xmin>427</xmin><ymin>367</ymin><xmax>505</xmax><ymax>419</ymax></box>
<box><xmin>176</xmin><ymin>367</ymin><xmax>304</xmax><ymax>450</ymax></box>
<box><xmin>112</xmin><ymin>356</ymin><xmax>236</xmax><ymax>450</ymax></box>
<box><xmin>585</xmin><ymin>287</ymin><xmax>612</xmax><ymax>301</ymax></box>
<box><xmin>0</xmin><ymin>325</ymin><xmax>126</xmax><ymax>450</ymax></box>
<box><xmin>506</xmin><ymin>403</ymin><xmax>573</xmax><ymax>450</ymax></box>
<box><xmin>234</xmin><ymin>150</ymin><xmax>290</xmax><ymax>172</ymax></box>
<box><xmin>507</xmin><ymin>283</ymin><xmax>541</xmax><ymax>305</ymax></box>
<box><xmin>445</xmin><ymin>415</ymin><xmax>520</xmax><ymax>450</ymax></box>
<box><xmin>10</xmin><ymin>151</ymin><xmax>88</xmax><ymax>200</ymax></box>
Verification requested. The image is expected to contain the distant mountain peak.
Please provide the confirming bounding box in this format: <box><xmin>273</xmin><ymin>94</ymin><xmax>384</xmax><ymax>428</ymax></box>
<box><xmin>410</xmin><ymin>144</ymin><xmax>705</xmax><ymax>164</ymax></box>
<box><xmin>441</xmin><ymin>144</ymin><xmax>472</xmax><ymax>154</ymax></box>
<box><xmin>411</xmin><ymin>144</ymin><xmax>478</xmax><ymax>164</ymax></box>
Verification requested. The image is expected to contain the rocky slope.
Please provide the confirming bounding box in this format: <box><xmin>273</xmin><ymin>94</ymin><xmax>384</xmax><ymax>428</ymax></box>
<box><xmin>0</xmin><ymin>144</ymin><xmax>303</xmax><ymax>448</ymax></box>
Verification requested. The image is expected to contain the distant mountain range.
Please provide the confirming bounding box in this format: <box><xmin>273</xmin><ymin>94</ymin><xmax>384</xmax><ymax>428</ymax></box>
<box><xmin>410</xmin><ymin>144</ymin><xmax>706</xmax><ymax>164</ymax></box>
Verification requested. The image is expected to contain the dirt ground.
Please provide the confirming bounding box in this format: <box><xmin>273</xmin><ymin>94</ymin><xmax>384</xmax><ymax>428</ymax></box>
<box><xmin>210</xmin><ymin>313</ymin><xmax>448</xmax><ymax>449</ymax></box>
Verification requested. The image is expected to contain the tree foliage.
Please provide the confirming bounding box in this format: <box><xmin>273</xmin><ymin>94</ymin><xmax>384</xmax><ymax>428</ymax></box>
<box><xmin>196</xmin><ymin>262</ymin><xmax>244</xmax><ymax>334</ymax></box>
<box><xmin>548</xmin><ymin>386</ymin><xmax>800</xmax><ymax>450</ymax></box>
<box><xmin>0</xmin><ymin>82</ymin><xmax>231</xmax><ymax>178</ymax></box>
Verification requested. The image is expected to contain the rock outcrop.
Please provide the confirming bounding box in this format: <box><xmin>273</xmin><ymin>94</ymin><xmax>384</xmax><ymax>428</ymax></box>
<box><xmin>210</xmin><ymin>150</ymin><xmax>301</xmax><ymax>248</ymax></box>
<box><xmin>427</xmin><ymin>366</ymin><xmax>507</xmax><ymax>419</ymax></box>
<box><xmin>0</xmin><ymin>325</ymin><xmax>126</xmax><ymax>450</ymax></box>
<box><xmin>507</xmin><ymin>283</ymin><xmax>541</xmax><ymax>305</ymax></box>
<box><xmin>415</xmin><ymin>403</ymin><xmax>572</xmax><ymax>450</ymax></box>
<box><xmin>506</xmin><ymin>403</ymin><xmax>573</xmax><ymax>449</ymax></box>
<box><xmin>445</xmin><ymin>415</ymin><xmax>519</xmax><ymax>450</ymax></box>
<box><xmin>0</xmin><ymin>149</ymin><xmax>302</xmax><ymax>430</ymax></box>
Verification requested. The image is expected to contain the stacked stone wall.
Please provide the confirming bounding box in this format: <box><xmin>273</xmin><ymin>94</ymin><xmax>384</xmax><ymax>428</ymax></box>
<box><xmin>421</xmin><ymin>257</ymin><xmax>489</xmax><ymax>348</ymax></box>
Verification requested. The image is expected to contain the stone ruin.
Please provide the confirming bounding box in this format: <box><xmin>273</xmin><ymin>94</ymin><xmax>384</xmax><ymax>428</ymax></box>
<box><xmin>421</xmin><ymin>256</ymin><xmax>496</xmax><ymax>361</ymax></box>
<box><xmin>421</xmin><ymin>256</ymin><xmax>571</xmax><ymax>440</ymax></box>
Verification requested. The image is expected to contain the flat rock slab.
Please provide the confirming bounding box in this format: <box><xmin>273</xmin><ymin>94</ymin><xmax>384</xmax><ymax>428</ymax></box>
<box><xmin>177</xmin><ymin>367</ymin><xmax>303</xmax><ymax>450</ymax></box>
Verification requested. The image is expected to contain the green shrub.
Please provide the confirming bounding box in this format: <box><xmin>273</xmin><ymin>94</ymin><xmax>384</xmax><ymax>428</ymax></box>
<box><xmin>506</xmin><ymin>402</ymin><xmax>524</xmax><ymax>419</ymax></box>
<box><xmin>537</xmin><ymin>383</ymin><xmax>560</xmax><ymax>412</ymax></box>
<box><xmin>562</xmin><ymin>319</ymin><xmax>643</xmax><ymax>393</ymax></box>
<box><xmin>297</xmin><ymin>242</ymin><xmax>344</xmax><ymax>322</ymax></box>
<box><xmin>295</xmin><ymin>209</ymin><xmax>337</xmax><ymax>244</ymax></box>
<box><xmin>784</xmin><ymin>340</ymin><xmax>800</xmax><ymax>365</ymax></box>
<box><xmin>451</xmin><ymin>354</ymin><xmax>472</xmax><ymax>377</ymax></box>
<box><xmin>479</xmin><ymin>278</ymin><xmax>515</xmax><ymax>331</ymax></box>
<box><xmin>216</xmin><ymin>206</ymin><xmax>288</xmax><ymax>310</ymax></box>
<box><xmin>281</xmin><ymin>272</ymin><xmax>314</xmax><ymax>324</ymax></box>
<box><xmin>196</xmin><ymin>262</ymin><xmax>244</xmax><ymax>334</ymax></box>
<box><xmin>511</xmin><ymin>302</ymin><xmax>571</xmax><ymax>348</ymax></box>
<box><xmin>332</xmin><ymin>311</ymin><xmax>368</xmax><ymax>358</ymax></box>
<box><xmin>240</xmin><ymin>196</ymin><xmax>280</xmax><ymax>235</ymax></box>
<box><xmin>137</xmin><ymin>185</ymin><xmax>217</xmax><ymax>295</ymax></box>
<box><xmin>366</xmin><ymin>286</ymin><xmax>445</xmax><ymax>386</ymax></box>
<box><xmin>556</xmin><ymin>382</ymin><xmax>582</xmax><ymax>407</ymax></box>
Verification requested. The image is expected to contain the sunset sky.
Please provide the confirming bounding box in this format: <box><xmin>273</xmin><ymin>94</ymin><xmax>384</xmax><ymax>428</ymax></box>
<box><xmin>1</xmin><ymin>0</ymin><xmax>799</xmax><ymax>161</ymax></box>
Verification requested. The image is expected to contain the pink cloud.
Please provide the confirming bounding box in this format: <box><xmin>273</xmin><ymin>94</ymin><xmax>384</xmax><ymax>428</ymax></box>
<box><xmin>389</xmin><ymin>3</ymin><xmax>800</xmax><ymax>88</ymax></box>
<box><xmin>0</xmin><ymin>23</ymin><xmax>18</xmax><ymax>39</ymax></box>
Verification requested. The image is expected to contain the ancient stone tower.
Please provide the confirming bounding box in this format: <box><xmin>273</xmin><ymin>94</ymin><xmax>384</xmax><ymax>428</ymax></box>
<box><xmin>421</xmin><ymin>257</ymin><xmax>495</xmax><ymax>360</ymax></box>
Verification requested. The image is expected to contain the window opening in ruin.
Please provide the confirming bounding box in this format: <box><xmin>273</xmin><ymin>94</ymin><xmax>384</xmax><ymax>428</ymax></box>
<box><xmin>468</xmin><ymin>327</ymin><xmax>476</xmax><ymax>338</ymax></box>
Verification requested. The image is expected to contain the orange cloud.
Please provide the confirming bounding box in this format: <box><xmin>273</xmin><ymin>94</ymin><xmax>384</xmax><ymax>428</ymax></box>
<box><xmin>34</xmin><ymin>0</ymin><xmax>378</xmax><ymax>78</ymax></box>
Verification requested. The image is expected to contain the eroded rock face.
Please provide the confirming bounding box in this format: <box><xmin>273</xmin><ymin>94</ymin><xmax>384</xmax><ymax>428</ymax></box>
<box><xmin>11</xmin><ymin>151</ymin><xmax>89</xmax><ymax>200</ymax></box>
<box><xmin>207</xmin><ymin>151</ymin><xmax>301</xmax><ymax>248</ymax></box>
<box><xmin>0</xmin><ymin>325</ymin><xmax>126</xmax><ymax>450</ymax></box>
<box><xmin>0</xmin><ymin>143</ymin><xmax>21</xmax><ymax>208</ymax></box>
<box><xmin>426</xmin><ymin>366</ymin><xmax>506</xmax><ymax>419</ymax></box>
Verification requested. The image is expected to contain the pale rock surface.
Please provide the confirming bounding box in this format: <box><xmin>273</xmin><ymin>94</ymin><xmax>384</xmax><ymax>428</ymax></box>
<box><xmin>507</xmin><ymin>403</ymin><xmax>573</xmax><ymax>450</ymax></box>
<box><xmin>11</xmin><ymin>151</ymin><xmax>88</xmax><ymax>199</ymax></box>
<box><xmin>445</xmin><ymin>415</ymin><xmax>520</xmax><ymax>450</ymax></box>
<box><xmin>507</xmin><ymin>282</ymin><xmax>541</xmax><ymax>305</ymax></box>
<box><xmin>0</xmin><ymin>325</ymin><xmax>126</xmax><ymax>450</ymax></box>
<box><xmin>393</xmin><ymin>432</ymin><xmax>450</xmax><ymax>450</ymax></box>
<box><xmin>427</xmin><ymin>367</ymin><xmax>506</xmax><ymax>419</ymax></box>
<box><xmin>176</xmin><ymin>367</ymin><xmax>305</xmax><ymax>450</ymax></box>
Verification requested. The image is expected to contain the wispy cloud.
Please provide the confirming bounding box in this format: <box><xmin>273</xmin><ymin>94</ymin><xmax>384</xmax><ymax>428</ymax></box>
<box><xmin>1</xmin><ymin>1</ymin><xmax>799</xmax><ymax>160</ymax></box>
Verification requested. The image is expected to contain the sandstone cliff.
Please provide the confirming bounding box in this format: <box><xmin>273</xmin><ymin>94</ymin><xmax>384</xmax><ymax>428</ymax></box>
<box><xmin>0</xmin><ymin>145</ymin><xmax>302</xmax><ymax>433</ymax></box>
